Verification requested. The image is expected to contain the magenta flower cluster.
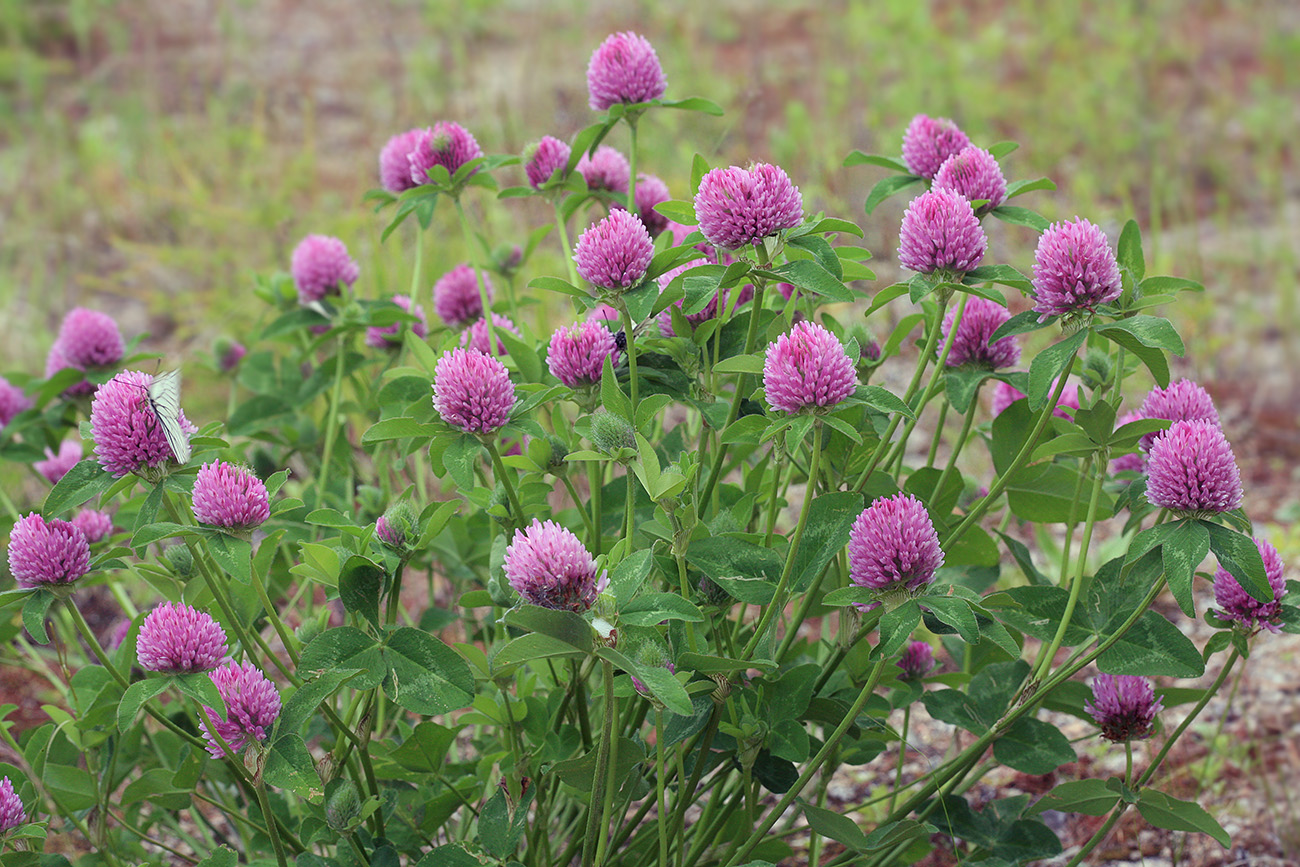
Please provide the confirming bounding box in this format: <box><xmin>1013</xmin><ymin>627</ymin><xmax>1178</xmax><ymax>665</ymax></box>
<box><xmin>137</xmin><ymin>602</ymin><xmax>227</xmax><ymax>673</ymax></box>
<box><xmin>933</xmin><ymin>146</ymin><xmax>1007</xmax><ymax>212</ymax></box>
<box><xmin>1145</xmin><ymin>419</ymin><xmax>1243</xmax><ymax>514</ymax></box>
<box><xmin>503</xmin><ymin>519</ymin><xmax>599</xmax><ymax>612</ymax></box>
<box><xmin>897</xmin><ymin>640</ymin><xmax>937</xmax><ymax>681</ymax></box>
<box><xmin>192</xmin><ymin>461</ymin><xmax>271</xmax><ymax>530</ymax></box>
<box><xmin>291</xmin><ymin>235</ymin><xmax>360</xmax><ymax>305</ymax></box>
<box><xmin>0</xmin><ymin>377</ymin><xmax>32</xmax><ymax>428</ymax></box>
<box><xmin>1085</xmin><ymin>674</ymin><xmax>1162</xmax><ymax>742</ymax></box>
<box><xmin>848</xmin><ymin>493</ymin><xmax>944</xmax><ymax>596</ymax></box>
<box><xmin>460</xmin><ymin>314</ymin><xmax>521</xmax><ymax>357</ymax></box>
<box><xmin>576</xmin><ymin>145</ymin><xmax>631</xmax><ymax>195</ymax></box>
<box><xmin>7</xmin><ymin>513</ymin><xmax>91</xmax><ymax>588</ymax></box>
<box><xmin>1213</xmin><ymin>537</ymin><xmax>1287</xmax><ymax>633</ymax></box>
<box><xmin>763</xmin><ymin>321</ymin><xmax>857</xmax><ymax>414</ymax></box>
<box><xmin>619</xmin><ymin>172</ymin><xmax>670</xmax><ymax>236</ymax></box>
<box><xmin>548</xmin><ymin>321</ymin><xmax>619</xmax><ymax>388</ymax></box>
<box><xmin>525</xmin><ymin>136</ymin><xmax>572</xmax><ymax>189</ymax></box>
<box><xmin>434</xmin><ymin>264</ymin><xmax>492</xmax><ymax>328</ymax></box>
<box><xmin>942</xmin><ymin>297</ymin><xmax>1020</xmax><ymax>369</ymax></box>
<box><xmin>902</xmin><ymin>114</ymin><xmax>971</xmax><ymax>179</ymax></box>
<box><xmin>379</xmin><ymin>128</ymin><xmax>424</xmax><ymax>194</ymax></box>
<box><xmin>72</xmin><ymin>509</ymin><xmax>113</xmax><ymax>543</ymax></box>
<box><xmin>1031</xmin><ymin>218</ymin><xmax>1122</xmax><ymax>319</ymax></box>
<box><xmin>0</xmin><ymin>777</ymin><xmax>24</xmax><ymax>834</ymax></box>
<box><xmin>897</xmin><ymin>188</ymin><xmax>987</xmax><ymax>275</ymax></box>
<box><xmin>1137</xmin><ymin>379</ymin><xmax>1219</xmax><ymax>451</ymax></box>
<box><xmin>432</xmin><ymin>348</ymin><xmax>516</xmax><ymax>435</ymax></box>
<box><xmin>694</xmin><ymin>163</ymin><xmax>803</xmax><ymax>251</ymax></box>
<box><xmin>89</xmin><ymin>371</ymin><xmax>190</xmax><ymax>477</ymax></box>
<box><xmin>574</xmin><ymin>209</ymin><xmax>654</xmax><ymax>291</ymax></box>
<box><xmin>408</xmin><ymin>121</ymin><xmax>483</xmax><ymax>185</ymax></box>
<box><xmin>45</xmin><ymin>307</ymin><xmax>125</xmax><ymax>396</ymax></box>
<box><xmin>199</xmin><ymin>661</ymin><xmax>281</xmax><ymax>757</ymax></box>
<box><xmin>586</xmin><ymin>31</ymin><xmax>667</xmax><ymax>111</ymax></box>
<box><xmin>35</xmin><ymin>440</ymin><xmax>82</xmax><ymax>485</ymax></box>
<box><xmin>366</xmin><ymin>295</ymin><xmax>428</xmax><ymax>349</ymax></box>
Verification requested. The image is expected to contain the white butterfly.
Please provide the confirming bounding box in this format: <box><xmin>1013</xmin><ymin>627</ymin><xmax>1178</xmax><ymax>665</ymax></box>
<box><xmin>148</xmin><ymin>370</ymin><xmax>192</xmax><ymax>465</ymax></box>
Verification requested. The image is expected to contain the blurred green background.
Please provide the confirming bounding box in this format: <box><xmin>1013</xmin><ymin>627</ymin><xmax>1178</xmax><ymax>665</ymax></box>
<box><xmin>1</xmin><ymin>0</ymin><xmax>1296</xmax><ymax>524</ymax></box>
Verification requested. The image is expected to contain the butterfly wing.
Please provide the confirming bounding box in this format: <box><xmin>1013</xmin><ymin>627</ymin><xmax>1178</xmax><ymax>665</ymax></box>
<box><xmin>148</xmin><ymin>370</ymin><xmax>192</xmax><ymax>464</ymax></box>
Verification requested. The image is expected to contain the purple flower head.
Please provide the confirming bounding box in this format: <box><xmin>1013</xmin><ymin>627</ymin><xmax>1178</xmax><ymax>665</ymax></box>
<box><xmin>613</xmin><ymin>173</ymin><xmax>670</xmax><ymax>237</ymax></box>
<box><xmin>1213</xmin><ymin>537</ymin><xmax>1287</xmax><ymax>633</ymax></box>
<box><xmin>574</xmin><ymin>209</ymin><xmax>654</xmax><ymax>292</ymax></box>
<box><xmin>35</xmin><ymin>439</ymin><xmax>82</xmax><ymax>485</ymax></box>
<box><xmin>763</xmin><ymin>321</ymin><xmax>857</xmax><ymax>414</ymax></box>
<box><xmin>7</xmin><ymin>513</ymin><xmax>90</xmax><ymax>588</ymax></box>
<box><xmin>366</xmin><ymin>294</ymin><xmax>429</xmax><ymax>349</ymax></box>
<box><xmin>991</xmin><ymin>378</ymin><xmax>1079</xmax><ymax>420</ymax></box>
<box><xmin>548</xmin><ymin>320</ymin><xmax>619</xmax><ymax>387</ymax></box>
<box><xmin>199</xmin><ymin>661</ymin><xmax>281</xmax><ymax>757</ymax></box>
<box><xmin>524</xmin><ymin>135</ymin><xmax>572</xmax><ymax>189</ymax></box>
<box><xmin>1137</xmin><ymin>379</ymin><xmax>1219</xmax><ymax>451</ymax></box>
<box><xmin>460</xmin><ymin>313</ymin><xmax>521</xmax><ymax>356</ymax></box>
<box><xmin>902</xmin><ymin>114</ymin><xmax>972</xmax><ymax>179</ymax></box>
<box><xmin>376</xmin><ymin>502</ymin><xmax>417</xmax><ymax>551</ymax></box>
<box><xmin>379</xmin><ymin>128</ymin><xmax>424</xmax><ymax>193</ymax></box>
<box><xmin>586</xmin><ymin>31</ymin><xmax>668</xmax><ymax>111</ymax></box>
<box><xmin>588</xmin><ymin>304</ymin><xmax>622</xmax><ymax>324</ymax></box>
<box><xmin>0</xmin><ymin>377</ymin><xmax>32</xmax><ymax>427</ymax></box>
<box><xmin>576</xmin><ymin>145</ymin><xmax>631</xmax><ymax>195</ymax></box>
<box><xmin>1085</xmin><ymin>674</ymin><xmax>1162</xmax><ymax>742</ymax></box>
<box><xmin>433</xmin><ymin>264</ymin><xmax>493</xmax><ymax>328</ymax></box>
<box><xmin>848</xmin><ymin>493</ymin><xmax>944</xmax><ymax>596</ymax></box>
<box><xmin>932</xmin><ymin>146</ymin><xmax>1007</xmax><ymax>213</ymax></box>
<box><xmin>504</xmin><ymin>519</ymin><xmax>599</xmax><ymax>612</ymax></box>
<box><xmin>218</xmin><ymin>340</ymin><xmax>247</xmax><ymax>374</ymax></box>
<box><xmin>942</xmin><ymin>297</ymin><xmax>1020</xmax><ymax>369</ymax></box>
<box><xmin>861</xmin><ymin>338</ymin><xmax>883</xmax><ymax>364</ymax></box>
<box><xmin>291</xmin><ymin>235</ymin><xmax>360</xmax><ymax>304</ymax></box>
<box><xmin>192</xmin><ymin>461</ymin><xmax>271</xmax><ymax>531</ymax></box>
<box><xmin>694</xmin><ymin>163</ymin><xmax>803</xmax><ymax>251</ymax></box>
<box><xmin>43</xmin><ymin>344</ymin><xmax>93</xmax><ymax>396</ymax></box>
<box><xmin>897</xmin><ymin>188</ymin><xmax>987</xmax><ymax>275</ymax></box>
<box><xmin>432</xmin><ymin>348</ymin><xmax>515</xmax><ymax>435</ymax></box>
<box><xmin>408</xmin><ymin>121</ymin><xmax>483</xmax><ymax>186</ymax></box>
<box><xmin>1111</xmin><ymin>410</ymin><xmax>1147</xmax><ymax>475</ymax></box>
<box><xmin>897</xmin><ymin>640</ymin><xmax>937</xmax><ymax>682</ymax></box>
<box><xmin>1031</xmin><ymin>218</ymin><xmax>1122</xmax><ymax>320</ymax></box>
<box><xmin>137</xmin><ymin>602</ymin><xmax>227</xmax><ymax>673</ymax></box>
<box><xmin>56</xmin><ymin>307</ymin><xmax>125</xmax><ymax>368</ymax></box>
<box><xmin>71</xmin><ymin>508</ymin><xmax>113</xmax><ymax>543</ymax></box>
<box><xmin>1145</xmin><ymin>419</ymin><xmax>1243</xmax><ymax>515</ymax></box>
<box><xmin>90</xmin><ymin>371</ymin><xmax>190</xmax><ymax>477</ymax></box>
<box><xmin>0</xmin><ymin>777</ymin><xmax>25</xmax><ymax>834</ymax></box>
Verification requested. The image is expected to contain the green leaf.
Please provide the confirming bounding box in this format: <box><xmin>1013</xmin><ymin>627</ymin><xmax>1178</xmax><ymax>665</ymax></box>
<box><xmin>989</xmin><ymin>205</ymin><xmax>1049</xmax><ymax>232</ymax></box>
<box><xmin>855</xmin><ymin>385</ymin><xmax>915</xmax><ymax>419</ymax></box>
<box><xmin>502</xmin><ymin>605</ymin><xmax>593</xmax><ymax>653</ymax></box>
<box><xmin>388</xmin><ymin>720</ymin><xmax>458</xmax><ymax>773</ymax></box>
<box><xmin>174</xmin><ymin>671</ymin><xmax>227</xmax><ymax>719</ymax></box>
<box><xmin>1027</xmin><ymin>330</ymin><xmax>1087</xmax><ymax>411</ymax></box>
<box><xmin>1138</xmin><ymin>275</ymin><xmax>1204</xmax><ymax>295</ymax></box>
<box><xmin>478</xmin><ymin>781</ymin><xmax>536</xmax><ymax>859</ymax></box>
<box><xmin>339</xmin><ymin>555</ymin><xmax>385</xmax><ymax>630</ymax></box>
<box><xmin>361</xmin><ymin>417</ymin><xmax>441</xmax><ymax>444</ymax></box>
<box><xmin>712</xmin><ymin>354</ymin><xmax>766</xmax><ymax>375</ymax></box>
<box><xmin>206</xmin><ymin>534</ymin><xmax>252</xmax><ymax>584</ymax></box>
<box><xmin>1098</xmin><ymin>610</ymin><xmax>1205</xmax><ymax>677</ymax></box>
<box><xmin>121</xmin><ymin>767</ymin><xmax>190</xmax><ymax>810</ymax></box>
<box><xmin>864</xmin><ymin>175</ymin><xmax>924</xmax><ymax>215</ymax></box>
<box><xmin>1095</xmin><ymin>315</ymin><xmax>1185</xmax><ymax>357</ymax></box>
<box><xmin>298</xmin><ymin>627</ymin><xmax>386</xmax><ymax>689</ymax></box>
<box><xmin>43</xmin><ymin>459</ymin><xmax>113</xmax><ymax>517</ymax></box>
<box><xmin>620</xmin><ymin>593</ymin><xmax>705</xmax><ymax>625</ymax></box>
<box><xmin>922</xmin><ymin>597</ymin><xmax>978</xmax><ymax>644</ymax></box>
<box><xmin>492</xmin><ymin>633</ymin><xmax>587</xmax><ymax>671</ymax></box>
<box><xmin>1005</xmin><ymin>176</ymin><xmax>1057</xmax><ymax>199</ymax></box>
<box><xmin>1136</xmin><ymin>789</ymin><xmax>1230</xmax><ymax>847</ymax></box>
<box><xmin>1161</xmin><ymin>520</ymin><xmax>1210</xmax><ymax>616</ymax></box>
<box><xmin>1117</xmin><ymin>219</ymin><xmax>1145</xmax><ymax>281</ymax></box>
<box><xmin>656</xmin><ymin>96</ymin><xmax>724</xmax><ymax>115</ymax></box>
<box><xmin>117</xmin><ymin>677</ymin><xmax>173</xmax><ymax>732</ymax></box>
<box><xmin>776</xmin><ymin>259</ymin><xmax>855</xmax><ymax>303</ymax></box>
<box><xmin>1205</xmin><ymin>523</ymin><xmax>1273</xmax><ymax>604</ymax></box>
<box><xmin>601</xmin><ymin>647</ymin><xmax>693</xmax><ymax>716</ymax></box>
<box><xmin>1007</xmin><ymin>464</ymin><xmax>1115</xmax><ymax>524</ymax></box>
<box><xmin>1097</xmin><ymin>325</ymin><xmax>1171</xmax><ymax>387</ymax></box>
<box><xmin>843</xmin><ymin>151</ymin><xmax>911</xmax><ymax>173</ymax></box>
<box><xmin>993</xmin><ymin>717</ymin><xmax>1075</xmax><ymax>774</ymax></box>
<box><xmin>528</xmin><ymin>275</ymin><xmax>587</xmax><ymax>298</ymax></box>
<box><xmin>279</xmin><ymin>669</ymin><xmax>361</xmax><ymax>737</ymax></box>
<box><xmin>195</xmin><ymin>847</ymin><xmax>237</xmax><ymax>867</ymax></box>
<box><xmin>600</xmin><ymin>354</ymin><xmax>632</xmax><ymax>423</ymax></box>
<box><xmin>944</xmin><ymin>367</ymin><xmax>993</xmax><ymax>414</ymax></box>
<box><xmin>924</xmin><ymin>661</ymin><xmax>1029</xmax><ymax>734</ymax></box>
<box><xmin>22</xmin><ymin>590</ymin><xmax>57</xmax><ymax>645</ymax></box>
<box><xmin>263</xmin><ymin>733</ymin><xmax>322</xmax><ymax>798</ymax></box>
<box><xmin>609</xmin><ymin>549</ymin><xmax>655</xmax><ymax>606</ymax></box>
<box><xmin>653</xmin><ymin>199</ymin><xmax>698</xmax><ymax>226</ymax></box>
<box><xmin>989</xmin><ymin>309</ymin><xmax>1050</xmax><ymax>343</ymax></box>
<box><xmin>1030</xmin><ymin>779</ymin><xmax>1119</xmax><ymax>817</ymax></box>
<box><xmin>382</xmin><ymin>628</ymin><xmax>477</xmax><ymax>716</ymax></box>
<box><xmin>442</xmin><ymin>434</ymin><xmax>482</xmax><ymax>491</ymax></box>
<box><xmin>877</xmin><ymin>601</ymin><xmax>921</xmax><ymax>659</ymax></box>
<box><xmin>801</xmin><ymin>802</ymin><xmax>873</xmax><ymax>851</ymax></box>
<box><xmin>790</xmin><ymin>492</ymin><xmax>864</xmax><ymax>593</ymax></box>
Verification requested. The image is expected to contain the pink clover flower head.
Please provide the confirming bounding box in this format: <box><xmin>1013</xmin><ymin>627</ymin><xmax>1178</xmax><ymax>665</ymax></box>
<box><xmin>586</xmin><ymin>31</ymin><xmax>668</xmax><ymax>111</ymax></box>
<box><xmin>0</xmin><ymin>777</ymin><xmax>25</xmax><ymax>834</ymax></box>
<box><xmin>218</xmin><ymin>340</ymin><xmax>247</xmax><ymax>374</ymax></box>
<box><xmin>379</xmin><ymin>128</ymin><xmax>424</xmax><ymax>193</ymax></box>
<box><xmin>460</xmin><ymin>313</ymin><xmax>522</xmax><ymax>356</ymax></box>
<box><xmin>0</xmin><ymin>377</ymin><xmax>32</xmax><ymax>427</ymax></box>
<box><xmin>90</xmin><ymin>371</ymin><xmax>189</xmax><ymax>477</ymax></box>
<box><xmin>35</xmin><ymin>439</ymin><xmax>82</xmax><ymax>485</ymax></box>
<box><xmin>1031</xmin><ymin>218</ymin><xmax>1122</xmax><ymax>320</ymax></box>
<box><xmin>1085</xmin><ymin>674</ymin><xmax>1162</xmax><ymax>742</ymax></box>
<box><xmin>897</xmin><ymin>188</ymin><xmax>987</xmax><ymax>275</ymax></box>
<box><xmin>613</xmin><ymin>173</ymin><xmax>670</xmax><ymax>237</ymax></box>
<box><xmin>375</xmin><ymin>502</ymin><xmax>417</xmax><ymax>551</ymax></box>
<box><xmin>932</xmin><ymin>145</ymin><xmax>1007</xmax><ymax>213</ymax></box>
<box><xmin>763</xmin><ymin>320</ymin><xmax>857</xmax><ymax>414</ymax></box>
<box><xmin>504</xmin><ymin>519</ymin><xmax>599</xmax><ymax>612</ymax></box>
<box><xmin>694</xmin><ymin>163</ymin><xmax>803</xmax><ymax>251</ymax></box>
<box><xmin>902</xmin><ymin>114</ymin><xmax>971</xmax><ymax>179</ymax></box>
<box><xmin>71</xmin><ymin>508</ymin><xmax>113</xmax><ymax>543</ymax></box>
<box><xmin>432</xmin><ymin>348</ymin><xmax>515</xmax><ymax>435</ymax></box>
<box><xmin>942</xmin><ymin>297</ymin><xmax>1020</xmax><ymax>369</ymax></box>
<box><xmin>192</xmin><ymin>461</ymin><xmax>271</xmax><ymax>531</ymax></box>
<box><xmin>1145</xmin><ymin>419</ymin><xmax>1243</xmax><ymax>515</ymax></box>
<box><xmin>199</xmin><ymin>661</ymin><xmax>281</xmax><ymax>757</ymax></box>
<box><xmin>588</xmin><ymin>304</ymin><xmax>622</xmax><ymax>324</ymax></box>
<box><xmin>56</xmin><ymin>307</ymin><xmax>125</xmax><ymax>368</ymax></box>
<box><xmin>7</xmin><ymin>513</ymin><xmax>90</xmax><ymax>588</ymax></box>
<box><xmin>548</xmin><ymin>320</ymin><xmax>619</xmax><ymax>387</ymax></box>
<box><xmin>524</xmin><ymin>136</ymin><xmax>572</xmax><ymax>189</ymax></box>
<box><xmin>433</xmin><ymin>264</ymin><xmax>493</xmax><ymax>328</ymax></box>
<box><xmin>366</xmin><ymin>294</ymin><xmax>429</xmax><ymax>349</ymax></box>
<box><xmin>991</xmin><ymin>377</ymin><xmax>1078</xmax><ymax>420</ymax></box>
<box><xmin>848</xmin><ymin>493</ymin><xmax>944</xmax><ymax>596</ymax></box>
<box><xmin>1213</xmin><ymin>536</ymin><xmax>1287</xmax><ymax>633</ymax></box>
<box><xmin>407</xmin><ymin>121</ymin><xmax>483</xmax><ymax>185</ymax></box>
<box><xmin>1111</xmin><ymin>410</ymin><xmax>1147</xmax><ymax>475</ymax></box>
<box><xmin>1137</xmin><ymin>379</ymin><xmax>1219</xmax><ymax>451</ymax></box>
<box><xmin>44</xmin><ymin>343</ymin><xmax>94</xmax><ymax>396</ymax></box>
<box><xmin>574</xmin><ymin>209</ymin><xmax>654</xmax><ymax>292</ymax></box>
<box><xmin>575</xmin><ymin>145</ymin><xmax>631</xmax><ymax>195</ymax></box>
<box><xmin>897</xmin><ymin>640</ymin><xmax>937</xmax><ymax>682</ymax></box>
<box><xmin>137</xmin><ymin>602</ymin><xmax>227</xmax><ymax>674</ymax></box>
<box><xmin>291</xmin><ymin>235</ymin><xmax>360</xmax><ymax>304</ymax></box>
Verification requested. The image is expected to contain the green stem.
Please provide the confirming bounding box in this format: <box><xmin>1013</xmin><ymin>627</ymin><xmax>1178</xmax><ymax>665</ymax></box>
<box><xmin>655</xmin><ymin>708</ymin><xmax>669</xmax><ymax>867</ymax></box>
<box><xmin>933</xmin><ymin>397</ymin><xmax>979</xmax><ymax>502</ymax></box>
<box><xmin>410</xmin><ymin>222</ymin><xmax>425</xmax><ymax>312</ymax></box>
<box><xmin>555</xmin><ymin>203</ymin><xmax>581</xmax><ymax>288</ymax></box>
<box><xmin>315</xmin><ymin>335</ymin><xmax>349</xmax><ymax>513</ymax></box>
<box><xmin>619</xmin><ymin>304</ymin><xmax>640</xmax><ymax>420</ymax></box>
<box><xmin>582</xmin><ymin>661</ymin><xmax>618</xmax><ymax>867</ymax></box>
<box><xmin>1138</xmin><ymin>646</ymin><xmax>1241</xmax><ymax>788</ymax></box>
<box><xmin>587</xmin><ymin>462</ymin><xmax>604</xmax><ymax>556</ymax></box>
<box><xmin>626</xmin><ymin>119</ymin><xmax>639</xmax><ymax>216</ymax></box>
<box><xmin>251</xmin><ymin>550</ymin><xmax>300</xmax><ymax>667</ymax></box>
<box><xmin>925</xmin><ymin>401</ymin><xmax>950</xmax><ymax>467</ymax></box>
<box><xmin>742</xmin><ymin>420</ymin><xmax>823</xmax><ymax>659</ymax></box>
<box><xmin>454</xmin><ymin>197</ymin><xmax>497</xmax><ymax>357</ymax></box>
<box><xmin>889</xmin><ymin>705</ymin><xmax>912</xmax><ymax>815</ymax></box>
<box><xmin>485</xmin><ymin>439</ymin><xmax>524</xmax><ymax>525</ymax></box>
<box><xmin>883</xmin><ymin>292</ymin><xmax>966</xmax><ymax>471</ymax></box>
<box><xmin>252</xmin><ymin>774</ymin><xmax>290</xmax><ymax>867</ymax></box>
<box><xmin>561</xmin><ymin>473</ymin><xmax>599</xmax><ymax>542</ymax></box>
